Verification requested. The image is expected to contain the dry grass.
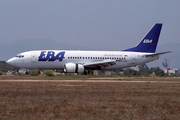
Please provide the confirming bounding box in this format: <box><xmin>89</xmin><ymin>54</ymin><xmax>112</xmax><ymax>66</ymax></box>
<box><xmin>0</xmin><ymin>76</ymin><xmax>180</xmax><ymax>119</ymax></box>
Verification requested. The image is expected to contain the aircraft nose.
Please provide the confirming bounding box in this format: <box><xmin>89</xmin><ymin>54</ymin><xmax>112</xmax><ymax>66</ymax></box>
<box><xmin>7</xmin><ymin>58</ymin><xmax>14</xmax><ymax>66</ymax></box>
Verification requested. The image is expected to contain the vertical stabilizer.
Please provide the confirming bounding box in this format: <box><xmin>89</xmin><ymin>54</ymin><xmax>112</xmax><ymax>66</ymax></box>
<box><xmin>123</xmin><ymin>23</ymin><xmax>162</xmax><ymax>53</ymax></box>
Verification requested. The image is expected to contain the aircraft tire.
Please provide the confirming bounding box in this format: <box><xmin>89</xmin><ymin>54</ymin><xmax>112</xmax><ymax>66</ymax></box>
<box><xmin>84</xmin><ymin>70</ymin><xmax>87</xmax><ymax>75</ymax></box>
<box><xmin>25</xmin><ymin>71</ymin><xmax>29</xmax><ymax>75</ymax></box>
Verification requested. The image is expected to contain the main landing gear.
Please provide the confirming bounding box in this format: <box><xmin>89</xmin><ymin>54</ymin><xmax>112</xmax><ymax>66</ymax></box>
<box><xmin>25</xmin><ymin>71</ymin><xmax>29</xmax><ymax>75</ymax></box>
<box><xmin>84</xmin><ymin>70</ymin><xmax>94</xmax><ymax>75</ymax></box>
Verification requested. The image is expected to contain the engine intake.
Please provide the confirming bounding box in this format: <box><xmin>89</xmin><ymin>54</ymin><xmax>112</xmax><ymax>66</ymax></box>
<box><xmin>64</xmin><ymin>63</ymin><xmax>84</xmax><ymax>73</ymax></box>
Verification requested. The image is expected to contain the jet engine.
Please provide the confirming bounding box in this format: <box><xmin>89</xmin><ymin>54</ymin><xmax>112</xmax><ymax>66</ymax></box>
<box><xmin>64</xmin><ymin>63</ymin><xmax>84</xmax><ymax>73</ymax></box>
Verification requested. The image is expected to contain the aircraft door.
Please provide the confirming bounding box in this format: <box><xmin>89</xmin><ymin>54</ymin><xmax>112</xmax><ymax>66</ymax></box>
<box><xmin>131</xmin><ymin>54</ymin><xmax>136</xmax><ymax>64</ymax></box>
<box><xmin>31</xmin><ymin>52</ymin><xmax>36</xmax><ymax>63</ymax></box>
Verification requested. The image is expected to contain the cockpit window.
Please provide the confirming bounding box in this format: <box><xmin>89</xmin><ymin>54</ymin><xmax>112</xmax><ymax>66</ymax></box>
<box><xmin>15</xmin><ymin>54</ymin><xmax>24</xmax><ymax>58</ymax></box>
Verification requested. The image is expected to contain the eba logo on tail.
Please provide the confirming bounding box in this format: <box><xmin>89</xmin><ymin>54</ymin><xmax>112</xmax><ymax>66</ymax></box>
<box><xmin>143</xmin><ymin>39</ymin><xmax>153</xmax><ymax>43</ymax></box>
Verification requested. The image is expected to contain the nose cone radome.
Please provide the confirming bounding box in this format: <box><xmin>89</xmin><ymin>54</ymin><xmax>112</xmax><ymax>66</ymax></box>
<box><xmin>7</xmin><ymin>58</ymin><xmax>14</xmax><ymax>66</ymax></box>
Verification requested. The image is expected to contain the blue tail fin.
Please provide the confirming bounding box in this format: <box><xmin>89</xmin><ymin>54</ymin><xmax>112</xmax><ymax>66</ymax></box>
<box><xmin>123</xmin><ymin>23</ymin><xmax>162</xmax><ymax>53</ymax></box>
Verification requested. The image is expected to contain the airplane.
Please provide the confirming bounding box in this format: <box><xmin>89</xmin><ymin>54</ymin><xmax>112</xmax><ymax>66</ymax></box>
<box><xmin>7</xmin><ymin>23</ymin><xmax>171</xmax><ymax>75</ymax></box>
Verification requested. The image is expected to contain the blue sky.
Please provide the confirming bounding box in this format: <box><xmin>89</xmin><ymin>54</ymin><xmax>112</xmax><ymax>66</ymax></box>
<box><xmin>0</xmin><ymin>0</ymin><xmax>180</xmax><ymax>68</ymax></box>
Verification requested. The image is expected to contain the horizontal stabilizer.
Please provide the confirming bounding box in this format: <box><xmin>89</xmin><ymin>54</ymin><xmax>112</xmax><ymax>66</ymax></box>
<box><xmin>145</xmin><ymin>51</ymin><xmax>172</xmax><ymax>57</ymax></box>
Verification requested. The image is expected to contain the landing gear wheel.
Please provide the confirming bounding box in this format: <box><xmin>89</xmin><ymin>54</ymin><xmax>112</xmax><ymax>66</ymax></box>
<box><xmin>25</xmin><ymin>71</ymin><xmax>29</xmax><ymax>75</ymax></box>
<box><xmin>84</xmin><ymin>70</ymin><xmax>87</xmax><ymax>75</ymax></box>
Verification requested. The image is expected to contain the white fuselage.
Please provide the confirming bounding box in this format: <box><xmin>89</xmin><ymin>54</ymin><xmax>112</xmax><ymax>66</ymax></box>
<box><xmin>7</xmin><ymin>50</ymin><xmax>159</xmax><ymax>71</ymax></box>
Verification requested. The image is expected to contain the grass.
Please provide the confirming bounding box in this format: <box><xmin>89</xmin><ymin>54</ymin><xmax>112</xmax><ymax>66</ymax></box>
<box><xmin>29</xmin><ymin>69</ymin><xmax>39</xmax><ymax>76</ymax></box>
<box><xmin>44</xmin><ymin>70</ymin><xmax>55</xmax><ymax>76</ymax></box>
<box><xmin>0</xmin><ymin>76</ymin><xmax>180</xmax><ymax>119</ymax></box>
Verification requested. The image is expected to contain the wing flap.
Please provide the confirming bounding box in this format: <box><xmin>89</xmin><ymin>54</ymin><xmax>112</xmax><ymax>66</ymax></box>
<box><xmin>84</xmin><ymin>60</ymin><xmax>120</xmax><ymax>68</ymax></box>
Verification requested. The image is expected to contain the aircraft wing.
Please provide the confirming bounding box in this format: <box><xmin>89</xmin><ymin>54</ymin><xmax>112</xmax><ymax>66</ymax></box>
<box><xmin>83</xmin><ymin>59</ymin><xmax>121</xmax><ymax>69</ymax></box>
<box><xmin>145</xmin><ymin>51</ymin><xmax>172</xmax><ymax>57</ymax></box>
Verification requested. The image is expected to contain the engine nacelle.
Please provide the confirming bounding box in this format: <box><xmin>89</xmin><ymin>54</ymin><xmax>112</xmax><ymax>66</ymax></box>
<box><xmin>64</xmin><ymin>63</ymin><xmax>84</xmax><ymax>73</ymax></box>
